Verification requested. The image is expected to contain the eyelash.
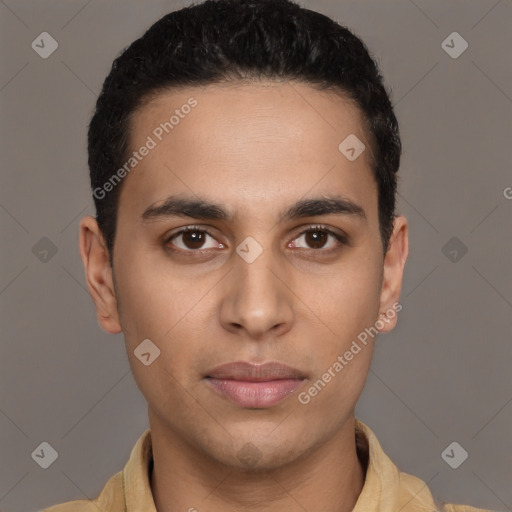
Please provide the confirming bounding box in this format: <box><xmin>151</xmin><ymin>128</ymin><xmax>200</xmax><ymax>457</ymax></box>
<box><xmin>164</xmin><ymin>224</ymin><xmax>348</xmax><ymax>256</ymax></box>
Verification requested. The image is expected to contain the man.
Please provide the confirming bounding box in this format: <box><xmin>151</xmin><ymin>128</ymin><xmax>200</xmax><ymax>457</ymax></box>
<box><xmin>43</xmin><ymin>0</ymin><xmax>494</xmax><ymax>510</ymax></box>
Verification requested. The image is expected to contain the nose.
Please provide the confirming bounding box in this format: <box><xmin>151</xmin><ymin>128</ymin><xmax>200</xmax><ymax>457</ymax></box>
<box><xmin>220</xmin><ymin>245</ymin><xmax>294</xmax><ymax>340</ymax></box>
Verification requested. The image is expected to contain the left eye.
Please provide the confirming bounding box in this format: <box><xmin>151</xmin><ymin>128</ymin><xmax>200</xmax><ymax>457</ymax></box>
<box><xmin>290</xmin><ymin>226</ymin><xmax>347</xmax><ymax>250</ymax></box>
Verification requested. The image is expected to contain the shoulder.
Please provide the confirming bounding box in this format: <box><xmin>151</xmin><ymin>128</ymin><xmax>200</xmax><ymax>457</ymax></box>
<box><xmin>397</xmin><ymin>471</ymin><xmax>496</xmax><ymax>512</ymax></box>
<box><xmin>41</xmin><ymin>501</ymin><xmax>99</xmax><ymax>512</ymax></box>
<box><xmin>40</xmin><ymin>471</ymin><xmax>124</xmax><ymax>512</ymax></box>
<box><xmin>441</xmin><ymin>504</ymin><xmax>498</xmax><ymax>512</ymax></box>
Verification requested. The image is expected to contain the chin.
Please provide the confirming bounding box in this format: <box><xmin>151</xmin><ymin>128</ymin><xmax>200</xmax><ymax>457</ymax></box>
<box><xmin>212</xmin><ymin>432</ymin><xmax>307</xmax><ymax>472</ymax></box>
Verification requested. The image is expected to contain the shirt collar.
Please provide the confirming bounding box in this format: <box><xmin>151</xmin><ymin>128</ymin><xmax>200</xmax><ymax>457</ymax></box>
<box><xmin>353</xmin><ymin>419</ymin><xmax>401</xmax><ymax>511</ymax></box>
<box><xmin>122</xmin><ymin>427</ymin><xmax>156</xmax><ymax>511</ymax></box>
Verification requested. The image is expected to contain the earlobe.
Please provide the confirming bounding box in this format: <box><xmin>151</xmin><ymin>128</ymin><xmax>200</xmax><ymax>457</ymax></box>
<box><xmin>378</xmin><ymin>216</ymin><xmax>409</xmax><ymax>334</ymax></box>
<box><xmin>79</xmin><ymin>216</ymin><xmax>122</xmax><ymax>334</ymax></box>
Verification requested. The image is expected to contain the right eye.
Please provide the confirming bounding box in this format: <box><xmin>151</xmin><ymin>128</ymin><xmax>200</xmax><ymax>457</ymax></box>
<box><xmin>165</xmin><ymin>226</ymin><xmax>224</xmax><ymax>253</ymax></box>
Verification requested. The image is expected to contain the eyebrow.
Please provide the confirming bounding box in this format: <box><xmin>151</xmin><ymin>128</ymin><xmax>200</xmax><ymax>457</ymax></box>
<box><xmin>140</xmin><ymin>194</ymin><xmax>367</xmax><ymax>223</ymax></box>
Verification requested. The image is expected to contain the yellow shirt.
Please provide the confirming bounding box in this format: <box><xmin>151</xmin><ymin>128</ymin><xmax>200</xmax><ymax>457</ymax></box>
<box><xmin>42</xmin><ymin>419</ymin><xmax>494</xmax><ymax>512</ymax></box>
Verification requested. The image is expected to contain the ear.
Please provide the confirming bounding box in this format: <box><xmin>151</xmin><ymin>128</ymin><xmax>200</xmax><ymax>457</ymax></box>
<box><xmin>377</xmin><ymin>215</ymin><xmax>408</xmax><ymax>333</ymax></box>
<box><xmin>79</xmin><ymin>216</ymin><xmax>122</xmax><ymax>334</ymax></box>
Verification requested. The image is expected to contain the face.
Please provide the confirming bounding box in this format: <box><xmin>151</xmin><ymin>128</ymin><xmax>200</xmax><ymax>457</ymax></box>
<box><xmin>80</xmin><ymin>81</ymin><xmax>408</xmax><ymax>470</ymax></box>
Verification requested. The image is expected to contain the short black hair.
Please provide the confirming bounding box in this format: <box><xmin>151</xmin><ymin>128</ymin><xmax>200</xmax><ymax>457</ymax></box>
<box><xmin>88</xmin><ymin>0</ymin><xmax>401</xmax><ymax>264</ymax></box>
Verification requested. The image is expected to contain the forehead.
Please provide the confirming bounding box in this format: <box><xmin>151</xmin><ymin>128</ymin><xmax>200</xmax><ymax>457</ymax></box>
<box><xmin>119</xmin><ymin>81</ymin><xmax>377</xmax><ymax>222</ymax></box>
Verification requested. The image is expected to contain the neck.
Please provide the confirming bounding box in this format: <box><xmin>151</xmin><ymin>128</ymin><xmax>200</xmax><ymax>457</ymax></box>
<box><xmin>149</xmin><ymin>414</ymin><xmax>366</xmax><ymax>512</ymax></box>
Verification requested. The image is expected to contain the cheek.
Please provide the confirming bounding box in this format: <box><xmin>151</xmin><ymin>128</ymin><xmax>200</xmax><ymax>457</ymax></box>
<box><xmin>113</xmin><ymin>249</ymin><xmax>210</xmax><ymax>384</ymax></box>
<box><xmin>299</xmin><ymin>253</ymin><xmax>383</xmax><ymax>338</ymax></box>
<box><xmin>323</xmin><ymin>356</ymin><xmax>372</xmax><ymax>418</ymax></box>
<box><xmin>116</xmin><ymin>282</ymin><xmax>160</xmax><ymax>343</ymax></box>
<box><xmin>113</xmin><ymin>248</ymin><xmax>184</xmax><ymax>345</ymax></box>
<box><xmin>298</xmin><ymin>319</ymin><xmax>375</xmax><ymax>424</ymax></box>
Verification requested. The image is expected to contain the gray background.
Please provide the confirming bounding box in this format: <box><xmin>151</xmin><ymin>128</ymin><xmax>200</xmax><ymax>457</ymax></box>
<box><xmin>1</xmin><ymin>0</ymin><xmax>511</xmax><ymax>511</ymax></box>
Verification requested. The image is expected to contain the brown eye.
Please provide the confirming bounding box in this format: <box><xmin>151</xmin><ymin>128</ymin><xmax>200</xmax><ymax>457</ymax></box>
<box><xmin>166</xmin><ymin>227</ymin><xmax>221</xmax><ymax>252</ymax></box>
<box><xmin>304</xmin><ymin>229</ymin><xmax>329</xmax><ymax>249</ymax></box>
<box><xmin>291</xmin><ymin>226</ymin><xmax>347</xmax><ymax>251</ymax></box>
<box><xmin>180</xmin><ymin>230</ymin><xmax>207</xmax><ymax>249</ymax></box>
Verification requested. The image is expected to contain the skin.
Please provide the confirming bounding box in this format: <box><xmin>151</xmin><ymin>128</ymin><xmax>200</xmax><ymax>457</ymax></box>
<box><xmin>79</xmin><ymin>81</ymin><xmax>408</xmax><ymax>512</ymax></box>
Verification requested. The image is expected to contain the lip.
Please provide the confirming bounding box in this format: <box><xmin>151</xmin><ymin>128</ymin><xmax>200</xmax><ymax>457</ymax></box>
<box><xmin>205</xmin><ymin>361</ymin><xmax>306</xmax><ymax>408</ymax></box>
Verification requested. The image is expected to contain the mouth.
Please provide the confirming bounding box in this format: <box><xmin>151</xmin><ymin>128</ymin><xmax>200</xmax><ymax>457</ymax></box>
<box><xmin>205</xmin><ymin>361</ymin><xmax>307</xmax><ymax>409</ymax></box>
